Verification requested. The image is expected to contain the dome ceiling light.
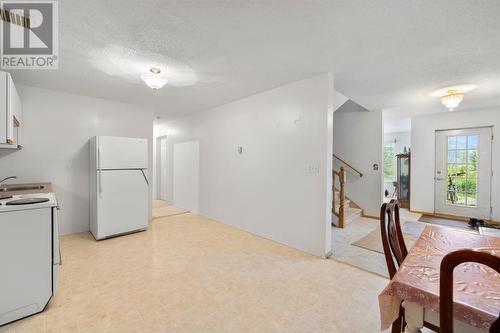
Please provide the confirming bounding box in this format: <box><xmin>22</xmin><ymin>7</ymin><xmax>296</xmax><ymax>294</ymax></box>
<box><xmin>141</xmin><ymin>68</ymin><xmax>168</xmax><ymax>90</ymax></box>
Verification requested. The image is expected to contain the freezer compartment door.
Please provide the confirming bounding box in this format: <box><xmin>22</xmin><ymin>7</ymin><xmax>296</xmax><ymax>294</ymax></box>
<box><xmin>97</xmin><ymin>136</ymin><xmax>148</xmax><ymax>170</ymax></box>
<box><xmin>96</xmin><ymin>170</ymin><xmax>149</xmax><ymax>239</ymax></box>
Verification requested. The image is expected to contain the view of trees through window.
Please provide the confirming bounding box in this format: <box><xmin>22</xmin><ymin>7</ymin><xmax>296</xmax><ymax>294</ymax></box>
<box><xmin>384</xmin><ymin>144</ymin><xmax>395</xmax><ymax>182</ymax></box>
<box><xmin>446</xmin><ymin>135</ymin><xmax>478</xmax><ymax>207</ymax></box>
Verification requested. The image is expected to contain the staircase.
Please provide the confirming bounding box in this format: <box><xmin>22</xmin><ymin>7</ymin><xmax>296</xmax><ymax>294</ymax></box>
<box><xmin>332</xmin><ymin>155</ymin><xmax>364</xmax><ymax>228</ymax></box>
<box><xmin>333</xmin><ymin>189</ymin><xmax>362</xmax><ymax>225</ymax></box>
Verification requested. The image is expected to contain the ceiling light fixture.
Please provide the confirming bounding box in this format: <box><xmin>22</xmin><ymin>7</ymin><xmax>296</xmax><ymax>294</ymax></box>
<box><xmin>430</xmin><ymin>84</ymin><xmax>476</xmax><ymax>111</ymax></box>
<box><xmin>440</xmin><ymin>89</ymin><xmax>464</xmax><ymax>111</ymax></box>
<box><xmin>141</xmin><ymin>68</ymin><xmax>168</xmax><ymax>90</ymax></box>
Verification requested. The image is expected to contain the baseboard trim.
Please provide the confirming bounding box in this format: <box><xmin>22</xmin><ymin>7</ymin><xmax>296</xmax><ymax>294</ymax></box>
<box><xmin>361</xmin><ymin>213</ymin><xmax>378</xmax><ymax>220</ymax></box>
<box><xmin>409</xmin><ymin>209</ymin><xmax>500</xmax><ymax>225</ymax></box>
<box><xmin>410</xmin><ymin>209</ymin><xmax>468</xmax><ymax>222</ymax></box>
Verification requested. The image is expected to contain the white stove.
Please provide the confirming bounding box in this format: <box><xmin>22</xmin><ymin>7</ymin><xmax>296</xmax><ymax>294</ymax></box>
<box><xmin>0</xmin><ymin>193</ymin><xmax>57</xmax><ymax>212</ymax></box>
<box><xmin>0</xmin><ymin>191</ymin><xmax>60</xmax><ymax>326</ymax></box>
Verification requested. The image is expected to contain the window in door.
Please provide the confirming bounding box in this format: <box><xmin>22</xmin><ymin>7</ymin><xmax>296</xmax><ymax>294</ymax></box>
<box><xmin>446</xmin><ymin>135</ymin><xmax>478</xmax><ymax>207</ymax></box>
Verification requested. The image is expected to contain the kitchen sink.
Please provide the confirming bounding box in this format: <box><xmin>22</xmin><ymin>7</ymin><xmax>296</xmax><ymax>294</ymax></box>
<box><xmin>0</xmin><ymin>185</ymin><xmax>46</xmax><ymax>192</ymax></box>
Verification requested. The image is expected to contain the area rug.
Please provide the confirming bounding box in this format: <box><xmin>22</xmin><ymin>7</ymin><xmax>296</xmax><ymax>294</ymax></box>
<box><xmin>352</xmin><ymin>221</ymin><xmax>425</xmax><ymax>254</ymax></box>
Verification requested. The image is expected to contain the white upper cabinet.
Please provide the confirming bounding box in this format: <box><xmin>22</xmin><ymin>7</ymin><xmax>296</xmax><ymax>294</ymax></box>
<box><xmin>0</xmin><ymin>71</ymin><xmax>6</xmax><ymax>145</ymax></box>
<box><xmin>0</xmin><ymin>71</ymin><xmax>23</xmax><ymax>149</ymax></box>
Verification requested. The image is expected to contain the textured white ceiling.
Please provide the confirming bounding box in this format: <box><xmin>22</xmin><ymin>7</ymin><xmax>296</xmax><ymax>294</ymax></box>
<box><xmin>9</xmin><ymin>0</ymin><xmax>500</xmax><ymax>119</ymax></box>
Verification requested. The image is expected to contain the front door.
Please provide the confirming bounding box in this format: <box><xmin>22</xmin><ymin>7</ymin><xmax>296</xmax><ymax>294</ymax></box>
<box><xmin>435</xmin><ymin>127</ymin><xmax>492</xmax><ymax>219</ymax></box>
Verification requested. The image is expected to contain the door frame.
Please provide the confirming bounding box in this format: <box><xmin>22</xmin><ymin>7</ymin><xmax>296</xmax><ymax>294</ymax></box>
<box><xmin>433</xmin><ymin>126</ymin><xmax>493</xmax><ymax>220</ymax></box>
<box><xmin>156</xmin><ymin>135</ymin><xmax>168</xmax><ymax>201</ymax></box>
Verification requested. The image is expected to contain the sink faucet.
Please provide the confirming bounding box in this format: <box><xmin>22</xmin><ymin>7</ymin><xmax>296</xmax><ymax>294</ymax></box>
<box><xmin>0</xmin><ymin>176</ymin><xmax>17</xmax><ymax>186</ymax></box>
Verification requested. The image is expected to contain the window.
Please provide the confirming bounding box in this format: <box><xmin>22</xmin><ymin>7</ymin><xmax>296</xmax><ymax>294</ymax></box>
<box><xmin>384</xmin><ymin>144</ymin><xmax>396</xmax><ymax>182</ymax></box>
<box><xmin>446</xmin><ymin>135</ymin><xmax>478</xmax><ymax>207</ymax></box>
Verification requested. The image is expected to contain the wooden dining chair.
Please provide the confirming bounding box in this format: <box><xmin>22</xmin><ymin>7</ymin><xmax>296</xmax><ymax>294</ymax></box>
<box><xmin>380</xmin><ymin>200</ymin><xmax>408</xmax><ymax>333</ymax></box>
<box><xmin>380</xmin><ymin>200</ymin><xmax>440</xmax><ymax>333</ymax></box>
<box><xmin>440</xmin><ymin>249</ymin><xmax>500</xmax><ymax>333</ymax></box>
<box><xmin>380</xmin><ymin>199</ymin><xmax>408</xmax><ymax>279</ymax></box>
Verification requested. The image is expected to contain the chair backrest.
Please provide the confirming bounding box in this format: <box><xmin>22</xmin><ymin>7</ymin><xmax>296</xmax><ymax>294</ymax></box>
<box><xmin>380</xmin><ymin>200</ymin><xmax>408</xmax><ymax>279</ymax></box>
<box><xmin>440</xmin><ymin>249</ymin><xmax>500</xmax><ymax>333</ymax></box>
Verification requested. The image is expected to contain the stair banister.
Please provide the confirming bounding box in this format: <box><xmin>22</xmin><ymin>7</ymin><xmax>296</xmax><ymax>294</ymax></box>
<box><xmin>339</xmin><ymin>167</ymin><xmax>346</xmax><ymax>228</ymax></box>
<box><xmin>332</xmin><ymin>166</ymin><xmax>347</xmax><ymax>228</ymax></box>
<box><xmin>333</xmin><ymin>154</ymin><xmax>363</xmax><ymax>178</ymax></box>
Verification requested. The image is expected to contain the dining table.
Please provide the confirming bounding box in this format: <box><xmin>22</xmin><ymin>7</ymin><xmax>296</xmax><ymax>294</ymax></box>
<box><xmin>378</xmin><ymin>224</ymin><xmax>500</xmax><ymax>332</ymax></box>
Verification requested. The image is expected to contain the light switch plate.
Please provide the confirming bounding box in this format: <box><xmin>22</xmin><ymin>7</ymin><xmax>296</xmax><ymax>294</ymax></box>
<box><xmin>308</xmin><ymin>165</ymin><xmax>320</xmax><ymax>174</ymax></box>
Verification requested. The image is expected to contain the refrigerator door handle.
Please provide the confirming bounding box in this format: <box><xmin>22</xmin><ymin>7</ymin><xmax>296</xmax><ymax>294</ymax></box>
<box><xmin>140</xmin><ymin>169</ymin><xmax>149</xmax><ymax>186</ymax></box>
<box><xmin>97</xmin><ymin>146</ymin><xmax>102</xmax><ymax>168</ymax></box>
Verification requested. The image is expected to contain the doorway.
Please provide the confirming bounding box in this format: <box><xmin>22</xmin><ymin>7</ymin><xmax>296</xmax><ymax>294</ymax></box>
<box><xmin>156</xmin><ymin>136</ymin><xmax>168</xmax><ymax>201</ymax></box>
<box><xmin>434</xmin><ymin>127</ymin><xmax>492</xmax><ymax>219</ymax></box>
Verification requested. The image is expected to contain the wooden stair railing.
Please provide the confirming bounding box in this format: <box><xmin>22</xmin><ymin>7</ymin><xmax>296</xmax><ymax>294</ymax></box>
<box><xmin>332</xmin><ymin>166</ymin><xmax>347</xmax><ymax>228</ymax></box>
<box><xmin>333</xmin><ymin>153</ymin><xmax>363</xmax><ymax>177</ymax></box>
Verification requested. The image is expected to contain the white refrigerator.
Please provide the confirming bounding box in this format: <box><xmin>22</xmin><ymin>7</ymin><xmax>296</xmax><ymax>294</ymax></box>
<box><xmin>89</xmin><ymin>136</ymin><xmax>149</xmax><ymax>240</ymax></box>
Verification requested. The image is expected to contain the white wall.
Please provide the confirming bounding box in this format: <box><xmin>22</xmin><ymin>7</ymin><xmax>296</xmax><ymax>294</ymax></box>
<box><xmin>411</xmin><ymin>107</ymin><xmax>500</xmax><ymax>220</ymax></box>
<box><xmin>0</xmin><ymin>86</ymin><xmax>155</xmax><ymax>235</ymax></box>
<box><xmin>154</xmin><ymin>74</ymin><xmax>336</xmax><ymax>257</ymax></box>
<box><xmin>173</xmin><ymin>141</ymin><xmax>199</xmax><ymax>213</ymax></box>
<box><xmin>384</xmin><ymin>131</ymin><xmax>411</xmax><ymax>154</ymax></box>
<box><xmin>333</xmin><ymin>108</ymin><xmax>384</xmax><ymax>217</ymax></box>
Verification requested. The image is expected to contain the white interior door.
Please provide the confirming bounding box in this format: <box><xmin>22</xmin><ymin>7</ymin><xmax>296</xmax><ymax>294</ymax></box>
<box><xmin>158</xmin><ymin>136</ymin><xmax>168</xmax><ymax>201</ymax></box>
<box><xmin>435</xmin><ymin>127</ymin><xmax>492</xmax><ymax>219</ymax></box>
<box><xmin>173</xmin><ymin>141</ymin><xmax>199</xmax><ymax>213</ymax></box>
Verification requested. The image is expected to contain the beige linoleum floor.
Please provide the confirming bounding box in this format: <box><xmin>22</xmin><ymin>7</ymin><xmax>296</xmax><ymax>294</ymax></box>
<box><xmin>1</xmin><ymin>213</ymin><xmax>389</xmax><ymax>333</ymax></box>
<box><xmin>152</xmin><ymin>200</ymin><xmax>188</xmax><ymax>219</ymax></box>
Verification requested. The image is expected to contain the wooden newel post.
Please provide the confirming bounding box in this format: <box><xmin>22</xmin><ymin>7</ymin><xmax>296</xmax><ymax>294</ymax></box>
<box><xmin>339</xmin><ymin>166</ymin><xmax>346</xmax><ymax>228</ymax></box>
<box><xmin>332</xmin><ymin>170</ymin><xmax>336</xmax><ymax>215</ymax></box>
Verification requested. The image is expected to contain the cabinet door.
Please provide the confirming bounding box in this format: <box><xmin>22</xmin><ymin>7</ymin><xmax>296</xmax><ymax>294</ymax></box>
<box><xmin>0</xmin><ymin>71</ymin><xmax>6</xmax><ymax>144</ymax></box>
<box><xmin>12</xmin><ymin>79</ymin><xmax>22</xmax><ymax>147</ymax></box>
<box><xmin>7</xmin><ymin>73</ymin><xmax>21</xmax><ymax>146</ymax></box>
<box><xmin>0</xmin><ymin>208</ymin><xmax>52</xmax><ymax>325</ymax></box>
